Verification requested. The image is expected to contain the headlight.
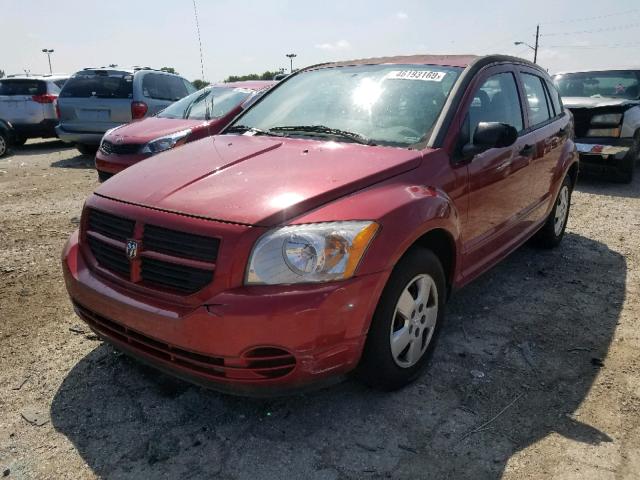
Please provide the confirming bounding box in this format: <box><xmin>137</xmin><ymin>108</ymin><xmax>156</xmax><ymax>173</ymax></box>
<box><xmin>141</xmin><ymin>129</ymin><xmax>191</xmax><ymax>154</ymax></box>
<box><xmin>246</xmin><ymin>221</ymin><xmax>379</xmax><ymax>285</ymax></box>
<box><xmin>590</xmin><ymin>113</ymin><xmax>622</xmax><ymax>126</ymax></box>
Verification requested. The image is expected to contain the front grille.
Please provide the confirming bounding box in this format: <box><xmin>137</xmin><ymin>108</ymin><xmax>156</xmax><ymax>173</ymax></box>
<box><xmin>143</xmin><ymin>224</ymin><xmax>219</xmax><ymax>262</ymax></box>
<box><xmin>74</xmin><ymin>302</ymin><xmax>296</xmax><ymax>381</ymax></box>
<box><xmin>100</xmin><ymin>140</ymin><xmax>142</xmax><ymax>155</ymax></box>
<box><xmin>85</xmin><ymin>208</ymin><xmax>218</xmax><ymax>294</ymax></box>
<box><xmin>141</xmin><ymin>257</ymin><xmax>213</xmax><ymax>294</ymax></box>
<box><xmin>87</xmin><ymin>236</ymin><xmax>129</xmax><ymax>277</ymax></box>
<box><xmin>88</xmin><ymin>209</ymin><xmax>135</xmax><ymax>241</ymax></box>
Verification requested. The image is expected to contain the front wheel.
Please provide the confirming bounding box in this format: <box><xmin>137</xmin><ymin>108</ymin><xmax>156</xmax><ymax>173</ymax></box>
<box><xmin>0</xmin><ymin>132</ymin><xmax>8</xmax><ymax>157</ymax></box>
<box><xmin>357</xmin><ymin>248</ymin><xmax>446</xmax><ymax>391</ymax></box>
<box><xmin>534</xmin><ymin>174</ymin><xmax>573</xmax><ymax>248</ymax></box>
<box><xmin>76</xmin><ymin>144</ymin><xmax>98</xmax><ymax>155</ymax></box>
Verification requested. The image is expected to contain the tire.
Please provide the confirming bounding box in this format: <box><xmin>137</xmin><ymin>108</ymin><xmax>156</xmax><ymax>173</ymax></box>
<box><xmin>97</xmin><ymin>170</ymin><xmax>113</xmax><ymax>183</ymax></box>
<box><xmin>0</xmin><ymin>132</ymin><xmax>7</xmax><ymax>157</ymax></box>
<box><xmin>534</xmin><ymin>174</ymin><xmax>573</xmax><ymax>248</ymax></box>
<box><xmin>12</xmin><ymin>136</ymin><xmax>27</xmax><ymax>146</ymax></box>
<box><xmin>357</xmin><ymin>248</ymin><xmax>446</xmax><ymax>391</ymax></box>
<box><xmin>618</xmin><ymin>152</ymin><xmax>636</xmax><ymax>184</ymax></box>
<box><xmin>76</xmin><ymin>144</ymin><xmax>98</xmax><ymax>155</ymax></box>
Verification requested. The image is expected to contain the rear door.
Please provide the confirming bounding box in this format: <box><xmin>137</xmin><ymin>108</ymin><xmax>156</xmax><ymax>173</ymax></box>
<box><xmin>517</xmin><ymin>68</ymin><xmax>569</xmax><ymax>222</ymax></box>
<box><xmin>0</xmin><ymin>79</ymin><xmax>47</xmax><ymax>124</ymax></box>
<box><xmin>58</xmin><ymin>70</ymin><xmax>133</xmax><ymax>132</ymax></box>
<box><xmin>140</xmin><ymin>73</ymin><xmax>190</xmax><ymax>116</ymax></box>
<box><xmin>458</xmin><ymin>66</ymin><xmax>537</xmax><ymax>277</ymax></box>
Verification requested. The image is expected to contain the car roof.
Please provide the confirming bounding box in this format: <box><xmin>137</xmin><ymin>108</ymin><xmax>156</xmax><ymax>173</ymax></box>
<box><xmin>215</xmin><ymin>80</ymin><xmax>278</xmax><ymax>90</ymax></box>
<box><xmin>2</xmin><ymin>75</ymin><xmax>69</xmax><ymax>81</ymax></box>
<box><xmin>313</xmin><ymin>54</ymin><xmax>480</xmax><ymax>70</ymax></box>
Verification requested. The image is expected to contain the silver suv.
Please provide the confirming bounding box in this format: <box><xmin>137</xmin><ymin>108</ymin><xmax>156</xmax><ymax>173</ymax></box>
<box><xmin>0</xmin><ymin>75</ymin><xmax>68</xmax><ymax>145</ymax></box>
<box><xmin>56</xmin><ymin>67</ymin><xmax>196</xmax><ymax>154</ymax></box>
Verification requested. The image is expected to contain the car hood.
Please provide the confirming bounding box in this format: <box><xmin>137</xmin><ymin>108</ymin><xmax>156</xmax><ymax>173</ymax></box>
<box><xmin>106</xmin><ymin>117</ymin><xmax>208</xmax><ymax>143</ymax></box>
<box><xmin>562</xmin><ymin>96</ymin><xmax>640</xmax><ymax>109</ymax></box>
<box><xmin>96</xmin><ymin>135</ymin><xmax>424</xmax><ymax>227</ymax></box>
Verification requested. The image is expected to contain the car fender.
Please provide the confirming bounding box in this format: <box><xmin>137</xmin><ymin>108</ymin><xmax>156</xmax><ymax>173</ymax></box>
<box><xmin>621</xmin><ymin>105</ymin><xmax>640</xmax><ymax>139</ymax></box>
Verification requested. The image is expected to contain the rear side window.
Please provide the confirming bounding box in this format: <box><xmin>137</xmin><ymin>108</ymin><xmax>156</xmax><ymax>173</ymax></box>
<box><xmin>522</xmin><ymin>73</ymin><xmax>552</xmax><ymax>126</ymax></box>
<box><xmin>142</xmin><ymin>73</ymin><xmax>189</xmax><ymax>101</ymax></box>
<box><xmin>60</xmin><ymin>72</ymin><xmax>133</xmax><ymax>99</ymax></box>
<box><xmin>545</xmin><ymin>80</ymin><xmax>563</xmax><ymax>116</ymax></box>
<box><xmin>53</xmin><ymin>79</ymin><xmax>67</xmax><ymax>89</ymax></box>
<box><xmin>0</xmin><ymin>80</ymin><xmax>46</xmax><ymax>95</ymax></box>
<box><xmin>468</xmin><ymin>72</ymin><xmax>524</xmax><ymax>133</ymax></box>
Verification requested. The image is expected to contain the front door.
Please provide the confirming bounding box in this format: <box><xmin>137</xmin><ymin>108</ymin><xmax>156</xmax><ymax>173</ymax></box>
<box><xmin>458</xmin><ymin>66</ymin><xmax>536</xmax><ymax>279</ymax></box>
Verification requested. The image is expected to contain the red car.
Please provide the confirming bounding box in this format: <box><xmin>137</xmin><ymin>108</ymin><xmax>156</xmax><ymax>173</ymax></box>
<box><xmin>94</xmin><ymin>81</ymin><xmax>275</xmax><ymax>182</ymax></box>
<box><xmin>63</xmin><ymin>55</ymin><xmax>577</xmax><ymax>395</ymax></box>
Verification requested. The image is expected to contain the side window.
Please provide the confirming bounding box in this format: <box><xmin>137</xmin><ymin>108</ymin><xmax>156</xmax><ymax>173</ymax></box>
<box><xmin>142</xmin><ymin>73</ymin><xmax>188</xmax><ymax>101</ymax></box>
<box><xmin>165</xmin><ymin>76</ymin><xmax>189</xmax><ymax>100</ymax></box>
<box><xmin>545</xmin><ymin>80</ymin><xmax>563</xmax><ymax>116</ymax></box>
<box><xmin>468</xmin><ymin>71</ymin><xmax>524</xmax><ymax>135</ymax></box>
<box><xmin>522</xmin><ymin>73</ymin><xmax>552</xmax><ymax>126</ymax></box>
<box><xmin>182</xmin><ymin>79</ymin><xmax>197</xmax><ymax>94</ymax></box>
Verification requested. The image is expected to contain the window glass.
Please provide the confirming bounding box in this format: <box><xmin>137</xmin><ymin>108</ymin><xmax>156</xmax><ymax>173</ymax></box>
<box><xmin>522</xmin><ymin>73</ymin><xmax>552</xmax><ymax>126</ymax></box>
<box><xmin>554</xmin><ymin>70</ymin><xmax>640</xmax><ymax>99</ymax></box>
<box><xmin>468</xmin><ymin>72</ymin><xmax>523</xmax><ymax>134</ymax></box>
<box><xmin>182</xmin><ymin>79</ymin><xmax>197</xmax><ymax>94</ymax></box>
<box><xmin>142</xmin><ymin>74</ymin><xmax>189</xmax><ymax>101</ymax></box>
<box><xmin>60</xmin><ymin>71</ymin><xmax>133</xmax><ymax>98</ymax></box>
<box><xmin>0</xmin><ymin>80</ymin><xmax>46</xmax><ymax>95</ymax></box>
<box><xmin>233</xmin><ymin>64</ymin><xmax>462</xmax><ymax>147</ymax></box>
<box><xmin>546</xmin><ymin>80</ymin><xmax>563</xmax><ymax>116</ymax></box>
<box><xmin>53</xmin><ymin>79</ymin><xmax>67</xmax><ymax>89</ymax></box>
<box><xmin>159</xmin><ymin>87</ymin><xmax>254</xmax><ymax>120</ymax></box>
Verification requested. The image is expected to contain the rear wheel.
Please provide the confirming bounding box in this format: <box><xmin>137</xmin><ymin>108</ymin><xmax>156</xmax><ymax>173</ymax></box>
<box><xmin>357</xmin><ymin>248</ymin><xmax>446</xmax><ymax>391</ymax></box>
<box><xmin>0</xmin><ymin>132</ymin><xmax>8</xmax><ymax>157</ymax></box>
<box><xmin>534</xmin><ymin>174</ymin><xmax>572</xmax><ymax>248</ymax></box>
<box><xmin>76</xmin><ymin>144</ymin><xmax>98</xmax><ymax>155</ymax></box>
<box><xmin>619</xmin><ymin>152</ymin><xmax>636</xmax><ymax>184</ymax></box>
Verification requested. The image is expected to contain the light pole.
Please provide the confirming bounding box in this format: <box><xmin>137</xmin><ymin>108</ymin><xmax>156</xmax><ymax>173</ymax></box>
<box><xmin>286</xmin><ymin>53</ymin><xmax>297</xmax><ymax>73</ymax></box>
<box><xmin>42</xmin><ymin>49</ymin><xmax>54</xmax><ymax>74</ymax></box>
<box><xmin>514</xmin><ymin>24</ymin><xmax>540</xmax><ymax>63</ymax></box>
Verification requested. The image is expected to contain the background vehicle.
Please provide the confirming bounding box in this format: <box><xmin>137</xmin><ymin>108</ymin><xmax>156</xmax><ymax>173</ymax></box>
<box><xmin>554</xmin><ymin>69</ymin><xmax>640</xmax><ymax>182</ymax></box>
<box><xmin>62</xmin><ymin>55</ymin><xmax>577</xmax><ymax>395</ymax></box>
<box><xmin>95</xmin><ymin>81</ymin><xmax>275</xmax><ymax>182</ymax></box>
<box><xmin>56</xmin><ymin>67</ymin><xmax>196</xmax><ymax>155</ymax></box>
<box><xmin>0</xmin><ymin>75</ymin><xmax>68</xmax><ymax>144</ymax></box>
<box><xmin>0</xmin><ymin>119</ymin><xmax>16</xmax><ymax>157</ymax></box>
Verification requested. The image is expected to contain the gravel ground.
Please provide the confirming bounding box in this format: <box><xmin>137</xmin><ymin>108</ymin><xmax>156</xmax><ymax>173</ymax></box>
<box><xmin>0</xmin><ymin>139</ymin><xmax>639</xmax><ymax>479</ymax></box>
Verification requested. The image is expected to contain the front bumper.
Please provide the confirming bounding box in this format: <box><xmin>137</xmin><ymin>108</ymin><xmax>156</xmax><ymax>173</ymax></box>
<box><xmin>55</xmin><ymin>126</ymin><xmax>106</xmax><ymax>146</ymax></box>
<box><xmin>95</xmin><ymin>149</ymin><xmax>150</xmax><ymax>175</ymax></box>
<box><xmin>62</xmin><ymin>230</ymin><xmax>388</xmax><ymax>396</ymax></box>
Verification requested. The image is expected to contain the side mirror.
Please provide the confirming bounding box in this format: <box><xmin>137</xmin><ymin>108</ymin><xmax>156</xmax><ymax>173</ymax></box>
<box><xmin>462</xmin><ymin>122</ymin><xmax>518</xmax><ymax>159</ymax></box>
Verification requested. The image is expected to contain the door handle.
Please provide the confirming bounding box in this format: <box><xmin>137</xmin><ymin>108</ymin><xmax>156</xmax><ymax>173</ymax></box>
<box><xmin>519</xmin><ymin>144</ymin><xmax>535</xmax><ymax>157</ymax></box>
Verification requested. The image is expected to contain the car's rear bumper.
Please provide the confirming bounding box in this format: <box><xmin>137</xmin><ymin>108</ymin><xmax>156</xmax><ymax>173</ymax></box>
<box><xmin>95</xmin><ymin>149</ymin><xmax>150</xmax><ymax>175</ymax></box>
<box><xmin>62</xmin><ymin>229</ymin><xmax>388</xmax><ymax>396</ymax></box>
<box><xmin>13</xmin><ymin>119</ymin><xmax>58</xmax><ymax>138</ymax></box>
<box><xmin>55</xmin><ymin>126</ymin><xmax>106</xmax><ymax>145</ymax></box>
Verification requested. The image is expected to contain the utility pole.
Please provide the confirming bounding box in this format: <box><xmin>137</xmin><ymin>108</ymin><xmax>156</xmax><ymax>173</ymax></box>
<box><xmin>533</xmin><ymin>24</ymin><xmax>540</xmax><ymax>64</ymax></box>
<box><xmin>286</xmin><ymin>53</ymin><xmax>297</xmax><ymax>73</ymax></box>
<box><xmin>42</xmin><ymin>49</ymin><xmax>54</xmax><ymax>74</ymax></box>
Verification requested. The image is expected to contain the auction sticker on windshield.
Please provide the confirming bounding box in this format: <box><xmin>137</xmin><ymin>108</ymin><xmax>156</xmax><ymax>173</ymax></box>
<box><xmin>386</xmin><ymin>70</ymin><xmax>446</xmax><ymax>82</ymax></box>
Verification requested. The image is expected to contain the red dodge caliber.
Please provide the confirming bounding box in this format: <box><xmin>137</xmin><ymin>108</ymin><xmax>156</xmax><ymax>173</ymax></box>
<box><xmin>63</xmin><ymin>55</ymin><xmax>577</xmax><ymax>395</ymax></box>
<box><xmin>94</xmin><ymin>81</ymin><xmax>275</xmax><ymax>182</ymax></box>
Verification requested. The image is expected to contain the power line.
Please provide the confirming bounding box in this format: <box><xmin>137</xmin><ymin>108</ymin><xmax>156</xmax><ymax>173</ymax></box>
<box><xmin>542</xmin><ymin>22</ymin><xmax>640</xmax><ymax>37</ymax></box>
<box><xmin>541</xmin><ymin>9</ymin><xmax>640</xmax><ymax>25</ymax></box>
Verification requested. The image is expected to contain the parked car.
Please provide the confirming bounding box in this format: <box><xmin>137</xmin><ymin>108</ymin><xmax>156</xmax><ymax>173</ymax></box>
<box><xmin>0</xmin><ymin>119</ymin><xmax>16</xmax><ymax>157</ymax></box>
<box><xmin>56</xmin><ymin>67</ymin><xmax>197</xmax><ymax>155</ymax></box>
<box><xmin>554</xmin><ymin>69</ymin><xmax>640</xmax><ymax>182</ymax></box>
<box><xmin>62</xmin><ymin>54</ymin><xmax>577</xmax><ymax>395</ymax></box>
<box><xmin>95</xmin><ymin>81</ymin><xmax>275</xmax><ymax>182</ymax></box>
<box><xmin>0</xmin><ymin>75</ymin><xmax>68</xmax><ymax>144</ymax></box>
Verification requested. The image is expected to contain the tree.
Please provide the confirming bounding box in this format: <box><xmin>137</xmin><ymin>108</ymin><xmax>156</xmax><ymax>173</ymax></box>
<box><xmin>223</xmin><ymin>70</ymin><xmax>280</xmax><ymax>83</ymax></box>
<box><xmin>192</xmin><ymin>79</ymin><xmax>210</xmax><ymax>90</ymax></box>
<box><xmin>160</xmin><ymin>67</ymin><xmax>178</xmax><ymax>75</ymax></box>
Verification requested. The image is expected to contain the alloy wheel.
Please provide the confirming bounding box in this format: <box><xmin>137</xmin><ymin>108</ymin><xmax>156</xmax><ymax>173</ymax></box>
<box><xmin>554</xmin><ymin>185</ymin><xmax>569</xmax><ymax>236</ymax></box>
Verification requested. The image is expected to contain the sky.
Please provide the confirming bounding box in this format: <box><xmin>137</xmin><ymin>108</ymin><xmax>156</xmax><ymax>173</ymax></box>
<box><xmin>1</xmin><ymin>0</ymin><xmax>640</xmax><ymax>81</ymax></box>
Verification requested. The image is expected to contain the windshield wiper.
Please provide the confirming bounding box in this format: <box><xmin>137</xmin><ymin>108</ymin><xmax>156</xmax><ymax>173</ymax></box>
<box><xmin>269</xmin><ymin>125</ymin><xmax>375</xmax><ymax>145</ymax></box>
<box><xmin>225</xmin><ymin>125</ymin><xmax>282</xmax><ymax>137</ymax></box>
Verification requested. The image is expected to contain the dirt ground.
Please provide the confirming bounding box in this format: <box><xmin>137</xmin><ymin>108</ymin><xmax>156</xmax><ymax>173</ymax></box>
<box><xmin>0</xmin><ymin>139</ymin><xmax>638</xmax><ymax>480</ymax></box>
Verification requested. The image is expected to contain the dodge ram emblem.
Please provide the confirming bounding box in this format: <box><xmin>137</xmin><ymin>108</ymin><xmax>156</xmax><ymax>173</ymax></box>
<box><xmin>126</xmin><ymin>240</ymin><xmax>138</xmax><ymax>260</ymax></box>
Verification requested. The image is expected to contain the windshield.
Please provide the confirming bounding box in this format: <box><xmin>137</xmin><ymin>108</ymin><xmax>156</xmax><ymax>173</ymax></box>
<box><xmin>60</xmin><ymin>71</ymin><xmax>133</xmax><ymax>99</ymax></box>
<box><xmin>158</xmin><ymin>86</ymin><xmax>254</xmax><ymax>120</ymax></box>
<box><xmin>230</xmin><ymin>64</ymin><xmax>462</xmax><ymax>147</ymax></box>
<box><xmin>554</xmin><ymin>71</ymin><xmax>640</xmax><ymax>100</ymax></box>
